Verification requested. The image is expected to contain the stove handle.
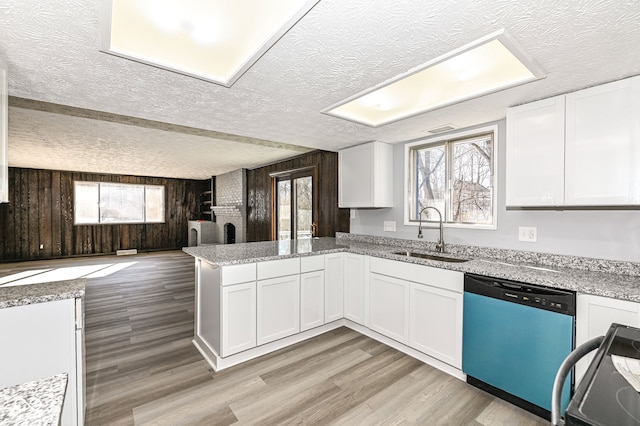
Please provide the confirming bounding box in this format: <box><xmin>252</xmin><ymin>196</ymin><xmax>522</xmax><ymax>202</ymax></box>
<box><xmin>551</xmin><ymin>335</ymin><xmax>604</xmax><ymax>426</ymax></box>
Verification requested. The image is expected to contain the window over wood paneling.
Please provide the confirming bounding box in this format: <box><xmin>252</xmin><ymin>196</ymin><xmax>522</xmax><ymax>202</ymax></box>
<box><xmin>74</xmin><ymin>181</ymin><xmax>165</xmax><ymax>225</ymax></box>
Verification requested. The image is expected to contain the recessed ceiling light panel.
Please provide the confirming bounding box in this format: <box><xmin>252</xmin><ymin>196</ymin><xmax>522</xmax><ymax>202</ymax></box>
<box><xmin>322</xmin><ymin>29</ymin><xmax>545</xmax><ymax>127</ymax></box>
<box><xmin>100</xmin><ymin>0</ymin><xmax>319</xmax><ymax>87</ymax></box>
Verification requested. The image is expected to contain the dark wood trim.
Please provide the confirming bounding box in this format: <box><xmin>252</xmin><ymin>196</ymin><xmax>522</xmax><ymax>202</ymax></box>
<box><xmin>270</xmin><ymin>176</ymin><xmax>277</xmax><ymax>240</ymax></box>
<box><xmin>268</xmin><ymin>165</ymin><xmax>317</xmax><ymax>178</ymax></box>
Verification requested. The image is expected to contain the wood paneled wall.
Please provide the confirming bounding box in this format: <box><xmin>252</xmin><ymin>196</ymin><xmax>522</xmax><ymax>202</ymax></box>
<box><xmin>0</xmin><ymin>167</ymin><xmax>207</xmax><ymax>262</ymax></box>
<box><xmin>246</xmin><ymin>150</ymin><xmax>349</xmax><ymax>242</ymax></box>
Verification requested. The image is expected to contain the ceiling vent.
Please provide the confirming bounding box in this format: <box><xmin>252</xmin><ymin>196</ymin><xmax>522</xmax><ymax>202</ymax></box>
<box><xmin>426</xmin><ymin>124</ymin><xmax>457</xmax><ymax>134</ymax></box>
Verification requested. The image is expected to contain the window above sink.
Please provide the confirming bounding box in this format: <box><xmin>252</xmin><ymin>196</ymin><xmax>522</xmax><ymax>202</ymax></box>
<box><xmin>404</xmin><ymin>124</ymin><xmax>498</xmax><ymax>230</ymax></box>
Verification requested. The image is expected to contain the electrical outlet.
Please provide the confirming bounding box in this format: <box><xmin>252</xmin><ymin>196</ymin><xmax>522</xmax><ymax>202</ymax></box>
<box><xmin>518</xmin><ymin>226</ymin><xmax>537</xmax><ymax>242</ymax></box>
<box><xmin>350</xmin><ymin>209</ymin><xmax>356</xmax><ymax>220</ymax></box>
<box><xmin>383</xmin><ymin>221</ymin><xmax>396</xmax><ymax>232</ymax></box>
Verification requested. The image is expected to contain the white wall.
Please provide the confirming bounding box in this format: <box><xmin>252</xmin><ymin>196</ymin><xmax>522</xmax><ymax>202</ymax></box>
<box><xmin>349</xmin><ymin>120</ymin><xmax>640</xmax><ymax>262</ymax></box>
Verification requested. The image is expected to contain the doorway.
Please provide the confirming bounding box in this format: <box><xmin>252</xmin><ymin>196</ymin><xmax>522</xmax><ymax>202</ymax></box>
<box><xmin>272</xmin><ymin>168</ymin><xmax>317</xmax><ymax>240</ymax></box>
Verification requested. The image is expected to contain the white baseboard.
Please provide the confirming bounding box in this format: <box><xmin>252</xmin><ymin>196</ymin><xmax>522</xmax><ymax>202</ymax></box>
<box><xmin>192</xmin><ymin>319</ymin><xmax>465</xmax><ymax>383</ymax></box>
<box><xmin>116</xmin><ymin>249</ymin><xmax>138</xmax><ymax>256</ymax></box>
<box><xmin>194</xmin><ymin>321</ymin><xmax>344</xmax><ymax>372</ymax></box>
<box><xmin>343</xmin><ymin>320</ymin><xmax>466</xmax><ymax>381</ymax></box>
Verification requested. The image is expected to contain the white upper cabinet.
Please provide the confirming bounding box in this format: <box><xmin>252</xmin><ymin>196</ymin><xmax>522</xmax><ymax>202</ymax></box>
<box><xmin>0</xmin><ymin>58</ymin><xmax>8</xmax><ymax>204</ymax></box>
<box><xmin>506</xmin><ymin>75</ymin><xmax>640</xmax><ymax>207</ymax></box>
<box><xmin>506</xmin><ymin>95</ymin><xmax>565</xmax><ymax>206</ymax></box>
<box><xmin>565</xmin><ymin>77</ymin><xmax>640</xmax><ymax>205</ymax></box>
<box><xmin>338</xmin><ymin>141</ymin><xmax>393</xmax><ymax>208</ymax></box>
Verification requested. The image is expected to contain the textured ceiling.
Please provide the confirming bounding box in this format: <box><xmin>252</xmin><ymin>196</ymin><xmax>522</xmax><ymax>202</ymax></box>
<box><xmin>1</xmin><ymin>0</ymin><xmax>639</xmax><ymax>179</ymax></box>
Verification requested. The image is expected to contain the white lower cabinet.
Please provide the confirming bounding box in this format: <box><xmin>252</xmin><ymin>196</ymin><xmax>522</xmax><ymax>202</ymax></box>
<box><xmin>343</xmin><ymin>253</ymin><xmax>367</xmax><ymax>325</ymax></box>
<box><xmin>325</xmin><ymin>253</ymin><xmax>344</xmax><ymax>323</ymax></box>
<box><xmin>197</xmin><ymin>260</ymin><xmax>222</xmax><ymax>355</ymax></box>
<box><xmin>409</xmin><ymin>283</ymin><xmax>463</xmax><ymax>368</ymax></box>
<box><xmin>257</xmin><ymin>275</ymin><xmax>301</xmax><ymax>345</ymax></box>
<box><xmin>195</xmin><ymin>252</ymin><xmax>464</xmax><ymax>374</ymax></box>
<box><xmin>221</xmin><ymin>282</ymin><xmax>257</xmax><ymax>356</ymax></box>
<box><xmin>301</xmin><ymin>270</ymin><xmax>325</xmax><ymax>331</ymax></box>
<box><xmin>575</xmin><ymin>294</ymin><xmax>640</xmax><ymax>382</ymax></box>
<box><xmin>369</xmin><ymin>273</ymin><xmax>410</xmax><ymax>344</ymax></box>
<box><xmin>196</xmin><ymin>260</ymin><xmax>257</xmax><ymax>358</ymax></box>
<box><xmin>0</xmin><ymin>299</ymin><xmax>83</xmax><ymax>426</ymax></box>
<box><xmin>368</xmin><ymin>256</ymin><xmax>463</xmax><ymax>367</ymax></box>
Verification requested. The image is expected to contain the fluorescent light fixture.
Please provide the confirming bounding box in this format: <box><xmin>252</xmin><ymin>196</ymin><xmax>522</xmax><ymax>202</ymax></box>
<box><xmin>322</xmin><ymin>29</ymin><xmax>545</xmax><ymax>127</ymax></box>
<box><xmin>100</xmin><ymin>0</ymin><xmax>319</xmax><ymax>87</ymax></box>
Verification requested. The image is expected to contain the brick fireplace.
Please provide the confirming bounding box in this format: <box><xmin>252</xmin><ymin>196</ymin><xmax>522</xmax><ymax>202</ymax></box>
<box><xmin>211</xmin><ymin>169</ymin><xmax>247</xmax><ymax>244</ymax></box>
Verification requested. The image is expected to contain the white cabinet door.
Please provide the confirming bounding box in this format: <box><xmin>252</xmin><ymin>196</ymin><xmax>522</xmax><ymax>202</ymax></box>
<box><xmin>257</xmin><ymin>275</ymin><xmax>301</xmax><ymax>345</ymax></box>
<box><xmin>221</xmin><ymin>282</ymin><xmax>256</xmax><ymax>356</ymax></box>
<box><xmin>409</xmin><ymin>283</ymin><xmax>463</xmax><ymax>368</ymax></box>
<box><xmin>575</xmin><ymin>294</ymin><xmax>640</xmax><ymax>382</ymax></box>
<box><xmin>338</xmin><ymin>141</ymin><xmax>393</xmax><ymax>208</ymax></box>
<box><xmin>0</xmin><ymin>299</ymin><xmax>79</xmax><ymax>426</ymax></box>
<box><xmin>325</xmin><ymin>253</ymin><xmax>344</xmax><ymax>323</ymax></box>
<box><xmin>344</xmin><ymin>253</ymin><xmax>366</xmax><ymax>325</ymax></box>
<box><xmin>369</xmin><ymin>273</ymin><xmax>410</xmax><ymax>344</ymax></box>
<box><xmin>565</xmin><ymin>76</ymin><xmax>640</xmax><ymax>205</ymax></box>
<box><xmin>506</xmin><ymin>95</ymin><xmax>566</xmax><ymax>206</ymax></box>
<box><xmin>300</xmin><ymin>270</ymin><xmax>325</xmax><ymax>331</ymax></box>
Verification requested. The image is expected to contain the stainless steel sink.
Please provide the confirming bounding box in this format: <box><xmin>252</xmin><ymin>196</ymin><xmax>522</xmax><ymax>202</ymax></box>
<box><xmin>391</xmin><ymin>251</ymin><xmax>470</xmax><ymax>263</ymax></box>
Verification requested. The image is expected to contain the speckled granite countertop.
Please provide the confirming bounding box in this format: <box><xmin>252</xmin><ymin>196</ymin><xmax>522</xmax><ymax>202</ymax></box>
<box><xmin>183</xmin><ymin>235</ymin><xmax>640</xmax><ymax>302</ymax></box>
<box><xmin>0</xmin><ymin>373</ymin><xmax>67</xmax><ymax>426</ymax></box>
<box><xmin>0</xmin><ymin>279</ymin><xmax>85</xmax><ymax>309</ymax></box>
<box><xmin>182</xmin><ymin>238</ymin><xmax>345</xmax><ymax>265</ymax></box>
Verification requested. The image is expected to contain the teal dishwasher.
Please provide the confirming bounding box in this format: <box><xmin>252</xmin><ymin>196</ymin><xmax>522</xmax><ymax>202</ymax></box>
<box><xmin>462</xmin><ymin>273</ymin><xmax>575</xmax><ymax>420</ymax></box>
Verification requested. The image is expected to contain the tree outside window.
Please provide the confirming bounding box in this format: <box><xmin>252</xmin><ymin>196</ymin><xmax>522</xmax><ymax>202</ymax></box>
<box><xmin>409</xmin><ymin>130</ymin><xmax>495</xmax><ymax>226</ymax></box>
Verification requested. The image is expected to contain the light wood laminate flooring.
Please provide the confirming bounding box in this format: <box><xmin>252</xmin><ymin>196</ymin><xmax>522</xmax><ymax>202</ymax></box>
<box><xmin>1</xmin><ymin>251</ymin><xmax>548</xmax><ymax>425</ymax></box>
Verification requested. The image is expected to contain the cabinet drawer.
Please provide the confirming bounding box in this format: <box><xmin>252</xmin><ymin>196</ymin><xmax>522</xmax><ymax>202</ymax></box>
<box><xmin>301</xmin><ymin>255</ymin><xmax>324</xmax><ymax>273</ymax></box>
<box><xmin>369</xmin><ymin>257</ymin><xmax>463</xmax><ymax>293</ymax></box>
<box><xmin>221</xmin><ymin>263</ymin><xmax>256</xmax><ymax>286</ymax></box>
<box><xmin>257</xmin><ymin>258</ymin><xmax>300</xmax><ymax>280</ymax></box>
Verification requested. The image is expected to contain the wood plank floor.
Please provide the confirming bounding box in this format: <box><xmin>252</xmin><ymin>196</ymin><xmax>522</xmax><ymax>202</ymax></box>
<box><xmin>1</xmin><ymin>251</ymin><xmax>548</xmax><ymax>425</ymax></box>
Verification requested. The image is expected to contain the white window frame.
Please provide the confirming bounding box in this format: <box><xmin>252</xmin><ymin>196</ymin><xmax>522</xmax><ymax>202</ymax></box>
<box><xmin>403</xmin><ymin>124</ymin><xmax>498</xmax><ymax>230</ymax></box>
<box><xmin>74</xmin><ymin>181</ymin><xmax>165</xmax><ymax>225</ymax></box>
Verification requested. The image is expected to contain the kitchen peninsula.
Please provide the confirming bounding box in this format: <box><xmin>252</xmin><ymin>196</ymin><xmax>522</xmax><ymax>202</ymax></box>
<box><xmin>184</xmin><ymin>234</ymin><xmax>640</xmax><ymax>377</ymax></box>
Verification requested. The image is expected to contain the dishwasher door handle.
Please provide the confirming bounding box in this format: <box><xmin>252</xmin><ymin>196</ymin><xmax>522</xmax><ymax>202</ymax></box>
<box><xmin>499</xmin><ymin>282</ymin><xmax>523</xmax><ymax>290</ymax></box>
<box><xmin>551</xmin><ymin>335</ymin><xmax>604</xmax><ymax>426</ymax></box>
